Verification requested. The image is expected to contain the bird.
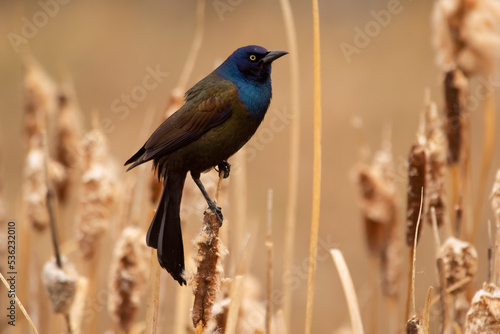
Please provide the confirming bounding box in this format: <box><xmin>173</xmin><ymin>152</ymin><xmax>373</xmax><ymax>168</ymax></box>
<box><xmin>125</xmin><ymin>45</ymin><xmax>287</xmax><ymax>285</ymax></box>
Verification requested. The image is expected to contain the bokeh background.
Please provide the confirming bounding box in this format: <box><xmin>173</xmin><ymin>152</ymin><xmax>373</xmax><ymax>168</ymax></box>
<box><xmin>1</xmin><ymin>1</ymin><xmax>499</xmax><ymax>333</ymax></box>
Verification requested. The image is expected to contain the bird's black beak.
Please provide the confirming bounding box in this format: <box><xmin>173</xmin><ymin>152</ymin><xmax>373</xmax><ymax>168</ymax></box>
<box><xmin>261</xmin><ymin>50</ymin><xmax>288</xmax><ymax>64</ymax></box>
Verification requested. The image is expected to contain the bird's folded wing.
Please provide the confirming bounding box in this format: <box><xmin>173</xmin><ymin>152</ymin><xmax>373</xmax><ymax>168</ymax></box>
<box><xmin>141</xmin><ymin>87</ymin><xmax>236</xmax><ymax>161</ymax></box>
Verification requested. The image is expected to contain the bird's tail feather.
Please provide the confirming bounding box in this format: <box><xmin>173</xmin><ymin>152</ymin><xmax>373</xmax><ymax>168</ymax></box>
<box><xmin>146</xmin><ymin>169</ymin><xmax>187</xmax><ymax>285</ymax></box>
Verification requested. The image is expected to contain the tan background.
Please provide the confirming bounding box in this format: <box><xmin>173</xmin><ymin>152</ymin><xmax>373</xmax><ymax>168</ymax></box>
<box><xmin>1</xmin><ymin>0</ymin><xmax>499</xmax><ymax>333</ymax></box>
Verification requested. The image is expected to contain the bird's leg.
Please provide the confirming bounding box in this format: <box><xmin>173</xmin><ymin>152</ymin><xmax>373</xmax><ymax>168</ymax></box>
<box><xmin>191</xmin><ymin>171</ymin><xmax>223</xmax><ymax>226</ymax></box>
<box><xmin>215</xmin><ymin>161</ymin><xmax>231</xmax><ymax>179</ymax></box>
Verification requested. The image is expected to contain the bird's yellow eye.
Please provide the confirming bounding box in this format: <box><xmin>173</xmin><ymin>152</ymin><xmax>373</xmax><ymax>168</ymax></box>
<box><xmin>249</xmin><ymin>54</ymin><xmax>257</xmax><ymax>61</ymax></box>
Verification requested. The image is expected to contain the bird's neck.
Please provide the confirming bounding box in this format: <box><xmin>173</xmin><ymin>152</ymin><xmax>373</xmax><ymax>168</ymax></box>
<box><xmin>215</xmin><ymin>67</ymin><xmax>272</xmax><ymax>118</ymax></box>
<box><xmin>234</xmin><ymin>78</ymin><xmax>272</xmax><ymax>118</ymax></box>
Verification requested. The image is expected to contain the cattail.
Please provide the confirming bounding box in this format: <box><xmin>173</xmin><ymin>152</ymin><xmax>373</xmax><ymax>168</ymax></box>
<box><xmin>406</xmin><ymin>143</ymin><xmax>427</xmax><ymax>246</ymax></box>
<box><xmin>437</xmin><ymin>236</ymin><xmax>476</xmax><ymax>330</ymax></box>
<box><xmin>23</xmin><ymin>58</ymin><xmax>57</xmax><ymax>143</ymax></box>
<box><xmin>423</xmin><ymin>99</ymin><xmax>447</xmax><ymax>227</ymax></box>
<box><xmin>492</xmin><ymin>169</ymin><xmax>500</xmax><ymax>225</ymax></box>
<box><xmin>433</xmin><ymin>0</ymin><xmax>500</xmax><ymax>75</ymax></box>
<box><xmin>108</xmin><ymin>226</ymin><xmax>149</xmax><ymax>332</ymax></box>
<box><xmin>353</xmin><ymin>136</ymin><xmax>397</xmax><ymax>255</ymax></box>
<box><xmin>23</xmin><ymin>135</ymin><xmax>56</xmax><ymax>231</ymax></box>
<box><xmin>406</xmin><ymin>317</ymin><xmax>424</xmax><ymax>334</ymax></box>
<box><xmin>189</xmin><ymin>211</ymin><xmax>228</xmax><ymax>328</ymax></box>
<box><xmin>54</xmin><ymin>76</ymin><xmax>82</xmax><ymax>202</ymax></box>
<box><xmin>75</xmin><ymin>128</ymin><xmax>117</xmax><ymax>259</ymax></box>
<box><xmin>443</xmin><ymin>69</ymin><xmax>467</xmax><ymax>165</ymax></box>
<box><xmin>41</xmin><ymin>257</ymin><xmax>78</xmax><ymax>314</ymax></box>
<box><xmin>465</xmin><ymin>283</ymin><xmax>500</xmax><ymax>333</ymax></box>
<box><xmin>354</xmin><ymin>165</ymin><xmax>396</xmax><ymax>255</ymax></box>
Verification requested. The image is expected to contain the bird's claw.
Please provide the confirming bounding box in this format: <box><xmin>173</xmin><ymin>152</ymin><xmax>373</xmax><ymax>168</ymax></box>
<box><xmin>207</xmin><ymin>201</ymin><xmax>223</xmax><ymax>227</ymax></box>
<box><xmin>215</xmin><ymin>161</ymin><xmax>231</xmax><ymax>179</ymax></box>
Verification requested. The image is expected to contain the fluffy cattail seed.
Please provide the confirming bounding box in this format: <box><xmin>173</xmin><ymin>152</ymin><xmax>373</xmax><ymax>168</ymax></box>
<box><xmin>465</xmin><ymin>283</ymin><xmax>500</xmax><ymax>333</ymax></box>
<box><xmin>108</xmin><ymin>226</ymin><xmax>149</xmax><ymax>332</ymax></box>
<box><xmin>41</xmin><ymin>257</ymin><xmax>78</xmax><ymax>314</ymax></box>
<box><xmin>75</xmin><ymin>128</ymin><xmax>117</xmax><ymax>259</ymax></box>
<box><xmin>437</xmin><ymin>236</ymin><xmax>478</xmax><ymax>294</ymax></box>
<box><xmin>492</xmin><ymin>169</ymin><xmax>500</xmax><ymax>225</ymax></box>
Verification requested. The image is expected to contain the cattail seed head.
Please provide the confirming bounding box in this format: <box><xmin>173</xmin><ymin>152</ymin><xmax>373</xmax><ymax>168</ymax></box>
<box><xmin>189</xmin><ymin>211</ymin><xmax>228</xmax><ymax>328</ymax></box>
<box><xmin>406</xmin><ymin>143</ymin><xmax>427</xmax><ymax>246</ymax></box>
<box><xmin>492</xmin><ymin>169</ymin><xmax>500</xmax><ymax>225</ymax></box>
<box><xmin>353</xmin><ymin>137</ymin><xmax>397</xmax><ymax>256</ymax></box>
<box><xmin>423</xmin><ymin>100</ymin><xmax>447</xmax><ymax>227</ymax></box>
<box><xmin>433</xmin><ymin>0</ymin><xmax>500</xmax><ymax>75</ymax></box>
<box><xmin>465</xmin><ymin>283</ymin><xmax>500</xmax><ymax>333</ymax></box>
<box><xmin>108</xmin><ymin>226</ymin><xmax>149</xmax><ymax>332</ymax></box>
<box><xmin>41</xmin><ymin>257</ymin><xmax>78</xmax><ymax>314</ymax></box>
<box><xmin>437</xmin><ymin>236</ymin><xmax>478</xmax><ymax>294</ymax></box>
<box><xmin>354</xmin><ymin>166</ymin><xmax>396</xmax><ymax>255</ymax></box>
<box><xmin>443</xmin><ymin>69</ymin><xmax>467</xmax><ymax>165</ymax></box>
<box><xmin>23</xmin><ymin>59</ymin><xmax>57</xmax><ymax>143</ymax></box>
<box><xmin>76</xmin><ymin>128</ymin><xmax>117</xmax><ymax>259</ymax></box>
<box><xmin>406</xmin><ymin>317</ymin><xmax>424</xmax><ymax>334</ymax></box>
<box><xmin>54</xmin><ymin>77</ymin><xmax>82</xmax><ymax>202</ymax></box>
<box><xmin>23</xmin><ymin>135</ymin><xmax>49</xmax><ymax>231</ymax></box>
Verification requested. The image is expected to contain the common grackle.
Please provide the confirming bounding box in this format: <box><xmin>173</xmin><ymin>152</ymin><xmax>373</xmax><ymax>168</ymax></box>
<box><xmin>125</xmin><ymin>45</ymin><xmax>287</xmax><ymax>285</ymax></box>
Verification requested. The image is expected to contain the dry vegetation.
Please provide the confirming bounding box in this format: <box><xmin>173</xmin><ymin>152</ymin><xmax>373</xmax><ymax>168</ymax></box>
<box><xmin>2</xmin><ymin>0</ymin><xmax>500</xmax><ymax>333</ymax></box>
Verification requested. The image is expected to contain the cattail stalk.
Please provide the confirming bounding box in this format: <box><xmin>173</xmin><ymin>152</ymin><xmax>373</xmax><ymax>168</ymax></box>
<box><xmin>278</xmin><ymin>0</ymin><xmax>301</xmax><ymax>325</ymax></box>
<box><xmin>305</xmin><ymin>1</ymin><xmax>322</xmax><ymax>333</ymax></box>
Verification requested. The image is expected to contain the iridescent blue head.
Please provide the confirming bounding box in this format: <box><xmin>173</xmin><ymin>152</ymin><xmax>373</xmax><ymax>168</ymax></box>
<box><xmin>216</xmin><ymin>45</ymin><xmax>288</xmax><ymax>84</ymax></box>
<box><xmin>215</xmin><ymin>45</ymin><xmax>288</xmax><ymax>117</ymax></box>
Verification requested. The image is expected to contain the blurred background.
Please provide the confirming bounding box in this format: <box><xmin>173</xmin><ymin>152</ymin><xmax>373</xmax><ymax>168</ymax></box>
<box><xmin>1</xmin><ymin>0</ymin><xmax>499</xmax><ymax>333</ymax></box>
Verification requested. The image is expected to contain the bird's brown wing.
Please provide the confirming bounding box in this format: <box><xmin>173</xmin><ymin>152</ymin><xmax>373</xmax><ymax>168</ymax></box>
<box><xmin>125</xmin><ymin>80</ymin><xmax>237</xmax><ymax>169</ymax></box>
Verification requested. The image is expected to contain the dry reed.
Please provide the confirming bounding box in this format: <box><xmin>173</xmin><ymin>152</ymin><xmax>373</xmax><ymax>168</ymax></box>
<box><xmin>278</xmin><ymin>0</ymin><xmax>301</xmax><ymax>325</ymax></box>
<box><xmin>225</xmin><ymin>275</ymin><xmax>244</xmax><ymax>334</ymax></box>
<box><xmin>0</xmin><ymin>271</ymin><xmax>39</xmax><ymax>334</ymax></box>
<box><xmin>305</xmin><ymin>1</ymin><xmax>323</xmax><ymax>333</ymax></box>
<box><xmin>265</xmin><ymin>189</ymin><xmax>274</xmax><ymax>334</ymax></box>
<box><xmin>330</xmin><ymin>249</ymin><xmax>365</xmax><ymax>334</ymax></box>
<box><xmin>144</xmin><ymin>247</ymin><xmax>161</xmax><ymax>334</ymax></box>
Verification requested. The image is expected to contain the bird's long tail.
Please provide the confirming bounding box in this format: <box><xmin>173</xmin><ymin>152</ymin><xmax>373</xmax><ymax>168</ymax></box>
<box><xmin>146</xmin><ymin>169</ymin><xmax>187</xmax><ymax>285</ymax></box>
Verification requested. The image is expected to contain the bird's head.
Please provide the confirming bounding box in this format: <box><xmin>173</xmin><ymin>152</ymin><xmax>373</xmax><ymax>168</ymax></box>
<box><xmin>215</xmin><ymin>45</ymin><xmax>288</xmax><ymax>84</ymax></box>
